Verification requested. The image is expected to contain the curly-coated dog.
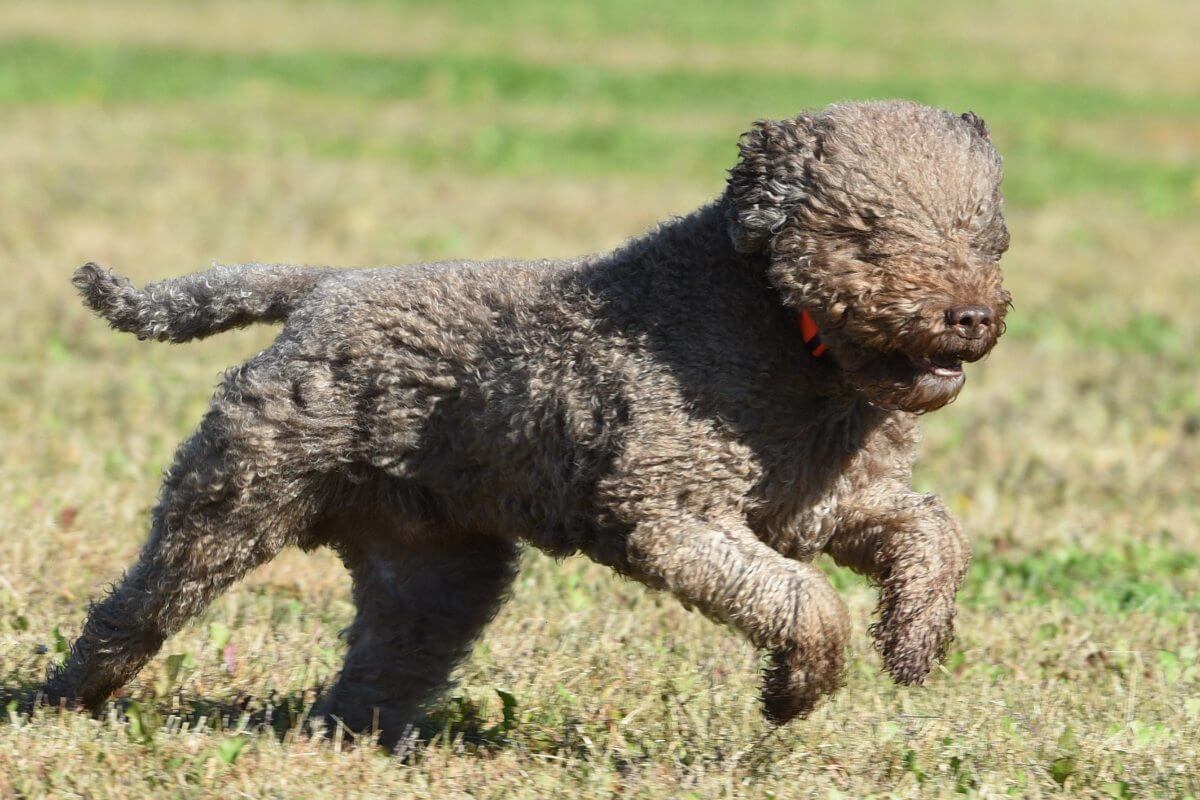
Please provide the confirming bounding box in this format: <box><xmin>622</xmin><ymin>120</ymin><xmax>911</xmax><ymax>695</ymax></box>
<box><xmin>46</xmin><ymin>100</ymin><xmax>1009</xmax><ymax>742</ymax></box>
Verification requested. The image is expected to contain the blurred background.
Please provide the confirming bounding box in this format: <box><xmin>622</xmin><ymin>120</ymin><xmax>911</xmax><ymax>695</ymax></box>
<box><xmin>0</xmin><ymin>1</ymin><xmax>1197</xmax><ymax>796</ymax></box>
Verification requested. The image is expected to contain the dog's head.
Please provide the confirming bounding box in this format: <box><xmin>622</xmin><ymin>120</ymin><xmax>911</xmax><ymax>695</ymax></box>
<box><xmin>726</xmin><ymin>100</ymin><xmax>1010</xmax><ymax>413</ymax></box>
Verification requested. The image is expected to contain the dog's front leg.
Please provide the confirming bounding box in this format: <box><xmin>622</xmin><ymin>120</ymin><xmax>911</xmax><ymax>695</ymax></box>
<box><xmin>825</xmin><ymin>493</ymin><xmax>971</xmax><ymax>685</ymax></box>
<box><xmin>627</xmin><ymin>514</ymin><xmax>849</xmax><ymax>723</ymax></box>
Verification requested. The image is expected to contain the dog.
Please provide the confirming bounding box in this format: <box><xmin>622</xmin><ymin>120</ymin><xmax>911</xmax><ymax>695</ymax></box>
<box><xmin>45</xmin><ymin>100</ymin><xmax>1009</xmax><ymax>743</ymax></box>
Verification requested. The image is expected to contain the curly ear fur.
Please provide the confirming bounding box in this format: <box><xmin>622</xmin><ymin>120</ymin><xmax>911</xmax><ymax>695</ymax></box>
<box><xmin>724</xmin><ymin>116</ymin><xmax>821</xmax><ymax>254</ymax></box>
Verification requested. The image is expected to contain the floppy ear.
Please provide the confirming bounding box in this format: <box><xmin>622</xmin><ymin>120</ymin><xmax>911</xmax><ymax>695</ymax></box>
<box><xmin>960</xmin><ymin>111</ymin><xmax>991</xmax><ymax>141</ymax></box>
<box><xmin>725</xmin><ymin>115</ymin><xmax>821</xmax><ymax>254</ymax></box>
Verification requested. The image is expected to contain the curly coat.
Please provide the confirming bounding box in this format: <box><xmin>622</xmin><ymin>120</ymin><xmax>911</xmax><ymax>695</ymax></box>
<box><xmin>45</xmin><ymin>100</ymin><xmax>1009</xmax><ymax>740</ymax></box>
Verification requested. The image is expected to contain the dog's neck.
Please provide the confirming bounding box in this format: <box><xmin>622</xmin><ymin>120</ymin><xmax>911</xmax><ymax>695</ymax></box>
<box><xmin>582</xmin><ymin>200</ymin><xmax>887</xmax><ymax>432</ymax></box>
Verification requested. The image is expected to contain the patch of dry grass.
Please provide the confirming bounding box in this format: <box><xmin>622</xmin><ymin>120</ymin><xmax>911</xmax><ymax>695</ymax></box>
<box><xmin>0</xmin><ymin>1</ymin><xmax>1198</xmax><ymax>797</ymax></box>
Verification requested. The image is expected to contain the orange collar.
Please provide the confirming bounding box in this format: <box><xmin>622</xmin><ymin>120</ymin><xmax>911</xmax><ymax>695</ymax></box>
<box><xmin>796</xmin><ymin>309</ymin><xmax>828</xmax><ymax>358</ymax></box>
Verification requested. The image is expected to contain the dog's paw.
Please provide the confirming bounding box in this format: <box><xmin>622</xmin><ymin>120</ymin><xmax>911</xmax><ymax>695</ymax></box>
<box><xmin>759</xmin><ymin>644</ymin><xmax>845</xmax><ymax>724</ymax></box>
<box><xmin>871</xmin><ymin>599</ymin><xmax>956</xmax><ymax>685</ymax></box>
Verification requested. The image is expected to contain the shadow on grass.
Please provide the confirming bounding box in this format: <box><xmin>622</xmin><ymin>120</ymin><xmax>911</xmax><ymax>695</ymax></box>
<box><xmin>0</xmin><ymin>677</ymin><xmax>531</xmax><ymax>759</ymax></box>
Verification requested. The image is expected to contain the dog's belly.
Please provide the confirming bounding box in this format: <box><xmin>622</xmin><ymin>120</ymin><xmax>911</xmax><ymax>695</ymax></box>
<box><xmin>359</xmin><ymin>400</ymin><xmax>630</xmax><ymax>560</ymax></box>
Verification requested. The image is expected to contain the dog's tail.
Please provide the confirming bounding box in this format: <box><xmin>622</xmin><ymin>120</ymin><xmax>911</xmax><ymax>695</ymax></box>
<box><xmin>72</xmin><ymin>262</ymin><xmax>332</xmax><ymax>343</ymax></box>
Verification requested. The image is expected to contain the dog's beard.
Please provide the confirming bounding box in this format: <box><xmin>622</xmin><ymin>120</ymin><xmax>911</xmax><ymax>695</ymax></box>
<box><xmin>837</xmin><ymin>347</ymin><xmax>970</xmax><ymax>414</ymax></box>
<box><xmin>852</xmin><ymin>363</ymin><xmax>966</xmax><ymax>413</ymax></box>
<box><xmin>815</xmin><ymin>307</ymin><xmax>1003</xmax><ymax>414</ymax></box>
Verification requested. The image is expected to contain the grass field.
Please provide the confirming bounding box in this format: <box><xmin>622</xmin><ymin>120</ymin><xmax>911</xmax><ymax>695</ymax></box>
<box><xmin>1</xmin><ymin>1</ymin><xmax>1198</xmax><ymax>797</ymax></box>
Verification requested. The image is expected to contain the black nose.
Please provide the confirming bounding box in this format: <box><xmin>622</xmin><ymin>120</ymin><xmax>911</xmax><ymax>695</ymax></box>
<box><xmin>944</xmin><ymin>305</ymin><xmax>993</xmax><ymax>338</ymax></box>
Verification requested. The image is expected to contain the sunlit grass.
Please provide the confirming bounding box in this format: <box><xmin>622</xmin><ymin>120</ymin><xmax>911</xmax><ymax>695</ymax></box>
<box><xmin>2</xmin><ymin>37</ymin><xmax>1196</xmax><ymax>216</ymax></box>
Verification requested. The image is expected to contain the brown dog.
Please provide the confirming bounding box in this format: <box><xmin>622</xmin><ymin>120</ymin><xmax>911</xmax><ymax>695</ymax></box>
<box><xmin>47</xmin><ymin>100</ymin><xmax>1009</xmax><ymax>743</ymax></box>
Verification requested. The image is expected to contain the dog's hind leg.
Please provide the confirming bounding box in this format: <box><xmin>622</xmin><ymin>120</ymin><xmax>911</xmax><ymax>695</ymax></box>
<box><xmin>313</xmin><ymin>534</ymin><xmax>520</xmax><ymax>748</ymax></box>
<box><xmin>44</xmin><ymin>391</ymin><xmax>337</xmax><ymax>711</ymax></box>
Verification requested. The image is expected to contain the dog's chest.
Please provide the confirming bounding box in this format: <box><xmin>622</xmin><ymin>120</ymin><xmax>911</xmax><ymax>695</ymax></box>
<box><xmin>745</xmin><ymin>410</ymin><xmax>918</xmax><ymax>560</ymax></box>
<box><xmin>747</xmin><ymin>458</ymin><xmax>851</xmax><ymax>560</ymax></box>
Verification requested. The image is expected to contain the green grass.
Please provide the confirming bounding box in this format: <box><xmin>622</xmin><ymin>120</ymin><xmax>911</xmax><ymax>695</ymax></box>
<box><xmin>7</xmin><ymin>37</ymin><xmax>1200</xmax><ymax>117</ymax></box>
<box><xmin>2</xmin><ymin>38</ymin><xmax>1197</xmax><ymax>214</ymax></box>
<box><xmin>826</xmin><ymin>541</ymin><xmax>1200</xmax><ymax>615</ymax></box>
<box><xmin>0</xmin><ymin>0</ymin><xmax>1198</xmax><ymax>797</ymax></box>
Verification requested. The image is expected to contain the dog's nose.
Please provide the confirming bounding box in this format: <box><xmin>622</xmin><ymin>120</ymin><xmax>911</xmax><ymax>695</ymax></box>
<box><xmin>944</xmin><ymin>305</ymin><xmax>993</xmax><ymax>338</ymax></box>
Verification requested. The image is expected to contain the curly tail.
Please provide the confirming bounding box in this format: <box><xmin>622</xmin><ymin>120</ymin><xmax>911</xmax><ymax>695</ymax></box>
<box><xmin>72</xmin><ymin>262</ymin><xmax>332</xmax><ymax>342</ymax></box>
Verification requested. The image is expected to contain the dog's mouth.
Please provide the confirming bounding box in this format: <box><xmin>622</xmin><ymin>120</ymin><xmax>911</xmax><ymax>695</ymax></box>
<box><xmin>797</xmin><ymin>306</ymin><xmax>1000</xmax><ymax>413</ymax></box>
<box><xmin>906</xmin><ymin>352</ymin><xmax>964</xmax><ymax>379</ymax></box>
<box><xmin>856</xmin><ymin>349</ymin><xmax>968</xmax><ymax>413</ymax></box>
<box><xmin>825</xmin><ymin>344</ymin><xmax>976</xmax><ymax>414</ymax></box>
